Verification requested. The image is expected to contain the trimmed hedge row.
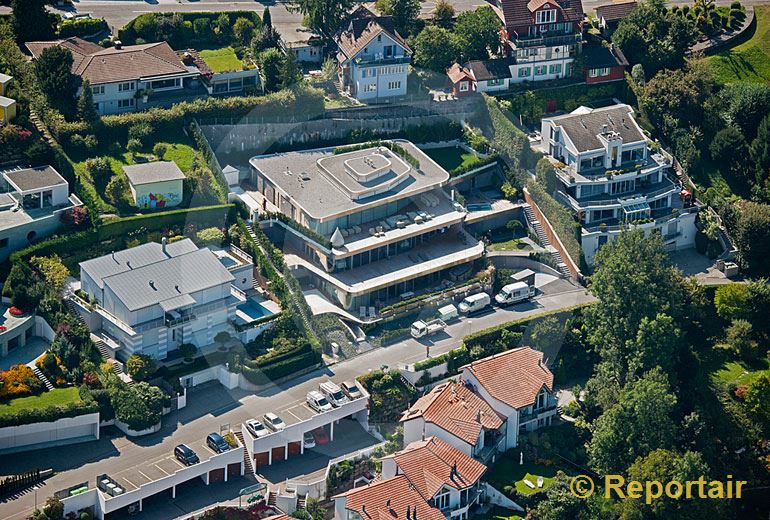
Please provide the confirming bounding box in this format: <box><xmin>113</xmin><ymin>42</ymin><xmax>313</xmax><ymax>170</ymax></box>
<box><xmin>58</xmin><ymin>18</ymin><xmax>108</xmax><ymax>38</ymax></box>
<box><xmin>118</xmin><ymin>11</ymin><xmax>262</xmax><ymax>47</ymax></box>
<box><xmin>240</xmin><ymin>350</ymin><xmax>321</xmax><ymax>386</ymax></box>
<box><xmin>0</xmin><ymin>400</ymin><xmax>99</xmax><ymax>428</ymax></box>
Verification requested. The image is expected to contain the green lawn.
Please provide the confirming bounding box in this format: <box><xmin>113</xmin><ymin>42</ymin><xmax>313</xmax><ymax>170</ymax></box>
<box><xmin>199</xmin><ymin>47</ymin><xmax>244</xmax><ymax>73</ymax></box>
<box><xmin>423</xmin><ymin>146</ymin><xmax>481</xmax><ymax>172</ymax></box>
<box><xmin>0</xmin><ymin>387</ymin><xmax>81</xmax><ymax>415</ymax></box>
<box><xmin>709</xmin><ymin>6</ymin><xmax>770</xmax><ymax>84</ymax></box>
<box><xmin>488</xmin><ymin>238</ymin><xmax>531</xmax><ymax>252</ymax></box>
<box><xmin>486</xmin><ymin>457</ymin><xmax>560</xmax><ymax>496</ymax></box>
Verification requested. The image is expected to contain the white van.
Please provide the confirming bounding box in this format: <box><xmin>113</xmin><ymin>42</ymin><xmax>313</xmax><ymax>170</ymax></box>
<box><xmin>458</xmin><ymin>293</ymin><xmax>491</xmax><ymax>314</ymax></box>
<box><xmin>307</xmin><ymin>390</ymin><xmax>333</xmax><ymax>413</ymax></box>
<box><xmin>495</xmin><ymin>282</ymin><xmax>535</xmax><ymax>306</ymax></box>
<box><xmin>320</xmin><ymin>381</ymin><xmax>349</xmax><ymax>407</ymax></box>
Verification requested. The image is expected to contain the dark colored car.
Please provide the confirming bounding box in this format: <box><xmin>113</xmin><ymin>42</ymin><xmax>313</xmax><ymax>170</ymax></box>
<box><xmin>206</xmin><ymin>432</ymin><xmax>230</xmax><ymax>453</ymax></box>
<box><xmin>175</xmin><ymin>444</ymin><xmax>200</xmax><ymax>465</ymax></box>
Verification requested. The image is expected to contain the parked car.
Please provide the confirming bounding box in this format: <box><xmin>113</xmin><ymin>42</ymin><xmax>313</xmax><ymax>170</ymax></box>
<box><xmin>175</xmin><ymin>444</ymin><xmax>199</xmax><ymax>466</ymax></box>
<box><xmin>62</xmin><ymin>12</ymin><xmax>92</xmax><ymax>20</ymax></box>
<box><xmin>263</xmin><ymin>412</ymin><xmax>286</xmax><ymax>431</ymax></box>
<box><xmin>245</xmin><ymin>419</ymin><xmax>269</xmax><ymax>438</ymax></box>
<box><xmin>320</xmin><ymin>381</ymin><xmax>349</xmax><ymax>407</ymax></box>
<box><xmin>206</xmin><ymin>432</ymin><xmax>230</xmax><ymax>453</ymax></box>
<box><xmin>410</xmin><ymin>318</ymin><xmax>447</xmax><ymax>339</ymax></box>
<box><xmin>495</xmin><ymin>282</ymin><xmax>535</xmax><ymax>306</ymax></box>
<box><xmin>341</xmin><ymin>380</ymin><xmax>362</xmax><ymax>400</ymax></box>
<box><xmin>303</xmin><ymin>431</ymin><xmax>316</xmax><ymax>449</ymax></box>
<box><xmin>437</xmin><ymin>304</ymin><xmax>459</xmax><ymax>322</ymax></box>
<box><xmin>307</xmin><ymin>390</ymin><xmax>333</xmax><ymax>413</ymax></box>
<box><xmin>458</xmin><ymin>292</ymin><xmax>491</xmax><ymax>314</ymax></box>
<box><xmin>312</xmin><ymin>427</ymin><xmax>330</xmax><ymax>445</ymax></box>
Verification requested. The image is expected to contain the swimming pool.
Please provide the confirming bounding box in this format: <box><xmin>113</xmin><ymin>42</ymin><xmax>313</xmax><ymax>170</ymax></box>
<box><xmin>466</xmin><ymin>203</ymin><xmax>493</xmax><ymax>212</ymax></box>
<box><xmin>236</xmin><ymin>299</ymin><xmax>276</xmax><ymax>324</ymax></box>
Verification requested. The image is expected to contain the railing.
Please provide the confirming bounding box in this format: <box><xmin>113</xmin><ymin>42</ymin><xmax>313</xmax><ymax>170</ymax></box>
<box><xmin>165</xmin><ymin>313</ymin><xmax>197</xmax><ymax>328</ymax></box>
<box><xmin>583</xmin><ymin>205</ymin><xmax>699</xmax><ymax>233</ymax></box>
<box><xmin>229</xmin><ymin>244</ymin><xmax>253</xmax><ymax>265</ymax></box>
<box><xmin>513</xmin><ymin>33</ymin><xmax>581</xmax><ymax>48</ymax></box>
<box><xmin>354</xmin><ymin>55</ymin><xmax>411</xmax><ymax>66</ymax></box>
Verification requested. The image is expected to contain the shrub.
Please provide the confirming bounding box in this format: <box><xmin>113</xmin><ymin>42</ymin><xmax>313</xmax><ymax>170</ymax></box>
<box><xmin>0</xmin><ymin>365</ymin><xmax>44</xmax><ymax>400</ymax></box>
<box><xmin>196</xmin><ymin>227</ymin><xmax>225</xmax><ymax>246</ymax></box>
<box><xmin>153</xmin><ymin>143</ymin><xmax>168</xmax><ymax>159</ymax></box>
<box><xmin>126</xmin><ymin>354</ymin><xmax>156</xmax><ymax>381</ymax></box>
<box><xmin>178</xmin><ymin>343</ymin><xmax>198</xmax><ymax>359</ymax></box>
<box><xmin>109</xmin><ymin>381</ymin><xmax>165</xmax><ymax>431</ymax></box>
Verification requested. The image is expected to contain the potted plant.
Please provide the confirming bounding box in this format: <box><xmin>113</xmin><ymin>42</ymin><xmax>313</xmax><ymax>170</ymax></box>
<box><xmin>599</xmin><ymin>223</ymin><xmax>607</xmax><ymax>232</ymax></box>
<box><xmin>178</xmin><ymin>343</ymin><xmax>198</xmax><ymax>364</ymax></box>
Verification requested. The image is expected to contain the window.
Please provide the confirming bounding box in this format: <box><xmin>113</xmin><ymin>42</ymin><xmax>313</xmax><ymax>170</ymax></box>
<box><xmin>434</xmin><ymin>489</ymin><xmax>451</xmax><ymax>510</ymax></box>
<box><xmin>118</xmin><ymin>98</ymin><xmax>135</xmax><ymax>108</ymax></box>
<box><xmin>459</xmin><ymin>81</ymin><xmax>469</xmax><ymax>92</ymax></box>
<box><xmin>549</xmin><ymin>63</ymin><xmax>562</xmax><ymax>74</ymax></box>
<box><xmin>364</xmin><ymin>84</ymin><xmax>377</xmax><ymax>93</ymax></box>
<box><xmin>384</xmin><ymin>45</ymin><xmax>394</xmax><ymax>57</ymax></box>
<box><xmin>518</xmin><ymin>67</ymin><xmax>531</xmax><ymax>78</ymax></box>
<box><xmin>91</xmin><ymin>85</ymin><xmax>104</xmax><ymax>95</ymax></box>
<box><xmin>42</xmin><ymin>190</ymin><xmax>52</xmax><ymax>208</ymax></box>
<box><xmin>487</xmin><ymin>78</ymin><xmax>504</xmax><ymax>86</ymax></box>
<box><xmin>536</xmin><ymin>9</ymin><xmax>557</xmax><ymax>24</ymax></box>
<box><xmin>117</xmin><ymin>81</ymin><xmax>135</xmax><ymax>92</ymax></box>
<box><xmin>534</xmin><ymin>65</ymin><xmax>547</xmax><ymax>76</ymax></box>
<box><xmin>600</xmin><ymin>67</ymin><xmax>611</xmax><ymax>76</ymax></box>
<box><xmin>388</xmin><ymin>81</ymin><xmax>401</xmax><ymax>90</ymax></box>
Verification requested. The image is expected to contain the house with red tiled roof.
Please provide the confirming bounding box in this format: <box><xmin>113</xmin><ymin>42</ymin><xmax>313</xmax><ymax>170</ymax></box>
<box><xmin>460</xmin><ymin>347</ymin><xmax>557</xmax><ymax>449</ymax></box>
<box><xmin>25</xmin><ymin>37</ymin><xmax>202</xmax><ymax>115</ymax></box>
<box><xmin>400</xmin><ymin>381</ymin><xmax>504</xmax><ymax>461</ymax></box>
<box><xmin>380</xmin><ymin>437</ymin><xmax>488</xmax><ymax>519</ymax></box>
<box><xmin>333</xmin><ymin>475</ymin><xmax>446</xmax><ymax>520</ymax></box>
<box><xmin>334</xmin><ymin>6</ymin><xmax>411</xmax><ymax>102</ymax></box>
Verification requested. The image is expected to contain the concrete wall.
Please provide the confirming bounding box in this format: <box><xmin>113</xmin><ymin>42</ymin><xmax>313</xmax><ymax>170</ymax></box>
<box><xmin>0</xmin><ymin>208</ymin><xmax>68</xmax><ymax>262</ymax></box>
<box><xmin>0</xmin><ymin>412</ymin><xmax>100</xmax><ymax>454</ymax></box>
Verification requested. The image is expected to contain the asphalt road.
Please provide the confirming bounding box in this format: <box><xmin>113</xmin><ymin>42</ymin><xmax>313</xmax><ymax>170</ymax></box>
<box><xmin>2</xmin><ymin>0</ymin><xmax>766</xmax><ymax>37</ymax></box>
<box><xmin>0</xmin><ymin>281</ymin><xmax>593</xmax><ymax>520</ymax></box>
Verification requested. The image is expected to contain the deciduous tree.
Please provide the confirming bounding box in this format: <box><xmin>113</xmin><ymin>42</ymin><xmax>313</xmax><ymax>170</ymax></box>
<box><xmin>413</xmin><ymin>25</ymin><xmax>457</xmax><ymax>72</ymax></box>
<box><xmin>451</xmin><ymin>6</ymin><xmax>501</xmax><ymax>62</ymax></box>
<box><xmin>35</xmin><ymin>46</ymin><xmax>78</xmax><ymax>117</ymax></box>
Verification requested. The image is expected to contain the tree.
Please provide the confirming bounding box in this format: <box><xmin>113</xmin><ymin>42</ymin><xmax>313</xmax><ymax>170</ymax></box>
<box><xmin>105</xmin><ymin>174</ymin><xmax>129</xmax><ymax>206</ymax></box>
<box><xmin>126</xmin><ymin>354</ymin><xmax>156</xmax><ymax>381</ymax></box>
<box><xmin>30</xmin><ymin>255</ymin><xmax>69</xmax><ymax>292</ymax></box>
<box><xmin>127</xmin><ymin>138</ymin><xmax>142</xmax><ymax>158</ymax></box>
<box><xmin>744</xmin><ymin>375</ymin><xmax>770</xmax><ymax>430</ymax></box>
<box><xmin>713</xmin><ymin>283</ymin><xmax>749</xmax><ymax>320</ymax></box>
<box><xmin>11</xmin><ymin>0</ymin><xmax>55</xmax><ymax>42</ymax></box>
<box><xmin>432</xmin><ymin>0</ymin><xmax>456</xmax><ymax>29</ymax></box>
<box><xmin>631</xmin><ymin>63</ymin><xmax>646</xmax><ymax>86</ymax></box>
<box><xmin>720</xmin><ymin>83</ymin><xmax>770</xmax><ymax>141</ymax></box>
<box><xmin>193</xmin><ymin>18</ymin><xmax>211</xmax><ymax>39</ymax></box>
<box><xmin>535</xmin><ymin>157</ymin><xmax>558</xmax><ymax>194</ymax></box>
<box><xmin>612</xmin><ymin>0</ymin><xmax>698</xmax><ymax>75</ymax></box>
<box><xmin>153</xmin><ymin>143</ymin><xmax>168</xmax><ymax>159</ymax></box>
<box><xmin>732</xmin><ymin>201</ymin><xmax>770</xmax><ymax>276</ymax></box>
<box><xmin>252</xmin><ymin>24</ymin><xmax>281</xmax><ymax>53</ymax></box>
<box><xmin>288</xmin><ymin>0</ymin><xmax>355</xmax><ymax>35</ymax></box>
<box><xmin>725</xmin><ymin>319</ymin><xmax>758</xmax><ymax>359</ymax></box>
<box><xmin>451</xmin><ymin>6</ymin><xmax>502</xmax><ymax>62</ymax></box>
<box><xmin>35</xmin><ymin>46</ymin><xmax>78</xmax><ymax>116</ymax></box>
<box><xmin>413</xmin><ymin>25</ymin><xmax>457</xmax><ymax>72</ymax></box>
<box><xmin>41</xmin><ymin>496</ymin><xmax>64</xmax><ymax>520</ymax></box>
<box><xmin>196</xmin><ymin>227</ymin><xmax>225</xmax><ymax>246</ymax></box>
<box><xmin>214</xmin><ymin>13</ymin><xmax>231</xmax><ymax>42</ymax></box>
<box><xmin>259</xmin><ymin>48</ymin><xmax>285</xmax><ymax>92</ymax></box>
<box><xmin>233</xmin><ymin>17</ymin><xmax>256</xmax><ymax>47</ymax></box>
<box><xmin>263</xmin><ymin>7</ymin><xmax>272</xmax><ymax>30</ymax></box>
<box><xmin>178</xmin><ymin>343</ymin><xmax>198</xmax><ymax>360</ymax></box>
<box><xmin>626</xmin><ymin>313</ymin><xmax>681</xmax><ymax>379</ymax></box>
<box><xmin>587</xmin><ymin>368</ymin><xmax>678</xmax><ymax>474</ymax></box>
<box><xmin>709</xmin><ymin>126</ymin><xmax>747</xmax><ymax>177</ymax></box>
<box><xmin>280</xmin><ymin>50</ymin><xmax>302</xmax><ymax>89</ymax></box>
<box><xmin>109</xmin><ymin>381</ymin><xmax>165</xmax><ymax>430</ymax></box>
<box><xmin>378</xmin><ymin>0</ymin><xmax>421</xmax><ymax>35</ymax></box>
<box><xmin>77</xmin><ymin>79</ymin><xmax>99</xmax><ymax>123</ymax></box>
<box><xmin>749</xmin><ymin>114</ymin><xmax>770</xmax><ymax>184</ymax></box>
<box><xmin>620</xmin><ymin>449</ymin><xmax>723</xmax><ymax>519</ymax></box>
<box><xmin>586</xmin><ymin>230</ymin><xmax>686</xmax><ymax>382</ymax></box>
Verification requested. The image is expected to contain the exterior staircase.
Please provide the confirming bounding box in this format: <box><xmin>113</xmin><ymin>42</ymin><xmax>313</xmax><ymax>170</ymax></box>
<box><xmin>32</xmin><ymin>366</ymin><xmax>54</xmax><ymax>391</ymax></box>
<box><xmin>523</xmin><ymin>204</ymin><xmax>571</xmax><ymax>277</ymax></box>
<box><xmin>233</xmin><ymin>430</ymin><xmax>255</xmax><ymax>474</ymax></box>
<box><xmin>267</xmin><ymin>490</ymin><xmax>278</xmax><ymax>507</ymax></box>
<box><xmin>65</xmin><ymin>299</ymin><xmax>87</xmax><ymax>325</ymax></box>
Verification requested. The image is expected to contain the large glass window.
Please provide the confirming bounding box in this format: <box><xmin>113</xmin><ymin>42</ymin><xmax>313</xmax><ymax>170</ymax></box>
<box><xmin>536</xmin><ymin>9</ymin><xmax>557</xmax><ymax>23</ymax></box>
<box><xmin>23</xmin><ymin>192</ymin><xmax>41</xmax><ymax>210</ymax></box>
<box><xmin>42</xmin><ymin>190</ymin><xmax>52</xmax><ymax>208</ymax></box>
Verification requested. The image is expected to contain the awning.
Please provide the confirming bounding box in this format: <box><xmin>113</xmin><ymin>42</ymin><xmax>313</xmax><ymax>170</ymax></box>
<box><xmin>160</xmin><ymin>294</ymin><xmax>196</xmax><ymax>312</ymax></box>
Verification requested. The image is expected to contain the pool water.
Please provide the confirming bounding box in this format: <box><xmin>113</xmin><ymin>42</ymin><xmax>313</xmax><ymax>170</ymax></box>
<box><xmin>466</xmin><ymin>203</ymin><xmax>493</xmax><ymax>212</ymax></box>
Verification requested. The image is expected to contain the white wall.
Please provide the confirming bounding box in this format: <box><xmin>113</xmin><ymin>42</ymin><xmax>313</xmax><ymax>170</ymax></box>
<box><xmin>0</xmin><ymin>413</ymin><xmax>100</xmax><ymax>454</ymax></box>
<box><xmin>461</xmin><ymin>370</ymin><xmax>519</xmax><ymax>448</ymax></box>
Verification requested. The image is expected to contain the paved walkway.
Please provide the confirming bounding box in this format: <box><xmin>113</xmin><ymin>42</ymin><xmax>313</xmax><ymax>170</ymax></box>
<box><xmin>690</xmin><ymin>7</ymin><xmax>755</xmax><ymax>54</ymax></box>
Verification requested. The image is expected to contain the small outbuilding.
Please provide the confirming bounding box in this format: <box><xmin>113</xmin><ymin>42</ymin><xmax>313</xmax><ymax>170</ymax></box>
<box><xmin>123</xmin><ymin>161</ymin><xmax>186</xmax><ymax>209</ymax></box>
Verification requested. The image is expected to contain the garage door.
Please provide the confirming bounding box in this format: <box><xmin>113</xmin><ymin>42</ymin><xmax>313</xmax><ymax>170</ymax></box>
<box><xmin>209</xmin><ymin>468</ymin><xmax>225</xmax><ymax>483</ymax></box>
<box><xmin>271</xmin><ymin>446</ymin><xmax>285</xmax><ymax>462</ymax></box>
<box><xmin>228</xmin><ymin>462</ymin><xmax>242</xmax><ymax>477</ymax></box>
<box><xmin>287</xmin><ymin>441</ymin><xmax>301</xmax><ymax>457</ymax></box>
<box><xmin>255</xmin><ymin>451</ymin><xmax>269</xmax><ymax>467</ymax></box>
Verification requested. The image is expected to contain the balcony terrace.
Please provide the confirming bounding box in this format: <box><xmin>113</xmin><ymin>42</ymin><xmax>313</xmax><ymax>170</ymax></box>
<box><xmin>512</xmin><ymin>33</ymin><xmax>582</xmax><ymax>49</ymax></box>
<box><xmin>554</xmin><ymin>152</ymin><xmax>671</xmax><ymax>186</ymax></box>
<box><xmin>556</xmin><ymin>177</ymin><xmax>681</xmax><ymax>211</ymax></box>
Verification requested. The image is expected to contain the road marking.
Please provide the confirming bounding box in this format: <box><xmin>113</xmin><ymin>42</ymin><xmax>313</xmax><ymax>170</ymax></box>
<box><xmin>137</xmin><ymin>469</ymin><xmax>152</xmax><ymax>481</ymax></box>
<box><xmin>154</xmin><ymin>464</ymin><xmax>170</xmax><ymax>476</ymax></box>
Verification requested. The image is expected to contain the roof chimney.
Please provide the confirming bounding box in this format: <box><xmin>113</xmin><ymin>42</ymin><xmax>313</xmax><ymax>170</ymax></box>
<box><xmin>413</xmin><ymin>506</ymin><xmax>417</xmax><ymax>520</ymax></box>
<box><xmin>114</xmin><ymin>40</ymin><xmax>122</xmax><ymax>50</ymax></box>
<box><xmin>149</xmin><ymin>280</ymin><xmax>156</xmax><ymax>290</ymax></box>
<box><xmin>362</xmin><ymin>504</ymin><xmax>367</xmax><ymax>517</ymax></box>
<box><xmin>406</xmin><ymin>506</ymin><xmax>411</xmax><ymax>520</ymax></box>
<box><xmin>162</xmin><ymin>236</ymin><xmax>168</xmax><ymax>256</ymax></box>
<box><xmin>126</xmin><ymin>261</ymin><xmax>132</xmax><ymax>270</ymax></box>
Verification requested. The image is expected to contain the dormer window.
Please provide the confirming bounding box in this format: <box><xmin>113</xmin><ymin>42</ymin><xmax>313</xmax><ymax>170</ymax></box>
<box><xmin>536</xmin><ymin>9</ymin><xmax>557</xmax><ymax>24</ymax></box>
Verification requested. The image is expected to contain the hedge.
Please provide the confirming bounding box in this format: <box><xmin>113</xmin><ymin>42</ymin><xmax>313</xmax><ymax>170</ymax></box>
<box><xmin>58</xmin><ymin>18</ymin><xmax>108</xmax><ymax>38</ymax></box>
<box><xmin>240</xmin><ymin>350</ymin><xmax>321</xmax><ymax>385</ymax></box>
<box><xmin>188</xmin><ymin>120</ymin><xmax>230</xmax><ymax>203</ymax></box>
<box><xmin>0</xmin><ymin>400</ymin><xmax>99</xmax><ymax>428</ymax></box>
<box><xmin>118</xmin><ymin>11</ymin><xmax>262</xmax><ymax>47</ymax></box>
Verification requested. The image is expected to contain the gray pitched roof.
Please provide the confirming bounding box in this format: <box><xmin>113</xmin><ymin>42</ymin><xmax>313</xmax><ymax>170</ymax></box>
<box><xmin>547</xmin><ymin>104</ymin><xmax>646</xmax><ymax>152</ymax></box>
<box><xmin>2</xmin><ymin>165</ymin><xmax>67</xmax><ymax>192</ymax></box>
<box><xmin>123</xmin><ymin>161</ymin><xmax>186</xmax><ymax>186</ymax></box>
<box><xmin>465</xmin><ymin>58</ymin><xmax>515</xmax><ymax>81</ymax></box>
<box><xmin>103</xmin><ymin>247</ymin><xmax>234</xmax><ymax>311</ymax></box>
<box><xmin>80</xmin><ymin>239</ymin><xmax>198</xmax><ymax>289</ymax></box>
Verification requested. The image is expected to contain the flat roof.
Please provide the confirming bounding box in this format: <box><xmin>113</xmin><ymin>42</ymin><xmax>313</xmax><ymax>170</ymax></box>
<box><xmin>0</xmin><ymin>96</ymin><xmax>15</xmax><ymax>107</ymax></box>
<box><xmin>249</xmin><ymin>140</ymin><xmax>450</xmax><ymax>222</ymax></box>
<box><xmin>123</xmin><ymin>161</ymin><xmax>186</xmax><ymax>186</ymax></box>
<box><xmin>2</xmin><ymin>165</ymin><xmax>67</xmax><ymax>193</ymax></box>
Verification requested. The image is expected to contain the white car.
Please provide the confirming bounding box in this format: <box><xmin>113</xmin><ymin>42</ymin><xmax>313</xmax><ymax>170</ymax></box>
<box><xmin>341</xmin><ymin>381</ymin><xmax>362</xmax><ymax>400</ymax></box>
<box><xmin>245</xmin><ymin>419</ymin><xmax>269</xmax><ymax>438</ymax></box>
<box><xmin>306</xmin><ymin>390</ymin><xmax>333</xmax><ymax>413</ymax></box>
<box><xmin>62</xmin><ymin>12</ymin><xmax>92</xmax><ymax>20</ymax></box>
<box><xmin>303</xmin><ymin>431</ymin><xmax>316</xmax><ymax>449</ymax></box>
<box><xmin>263</xmin><ymin>412</ymin><xmax>286</xmax><ymax>432</ymax></box>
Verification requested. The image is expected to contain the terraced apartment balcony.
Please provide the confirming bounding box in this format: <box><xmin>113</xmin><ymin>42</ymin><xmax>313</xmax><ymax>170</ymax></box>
<box><xmin>512</xmin><ymin>32</ymin><xmax>582</xmax><ymax>49</ymax></box>
<box><xmin>554</xmin><ymin>151</ymin><xmax>672</xmax><ymax>186</ymax></box>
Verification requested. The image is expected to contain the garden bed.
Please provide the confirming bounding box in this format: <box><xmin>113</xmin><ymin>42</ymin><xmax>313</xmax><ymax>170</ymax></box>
<box><xmin>0</xmin><ymin>387</ymin><xmax>82</xmax><ymax>415</ymax></box>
